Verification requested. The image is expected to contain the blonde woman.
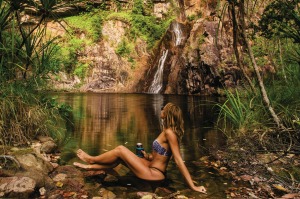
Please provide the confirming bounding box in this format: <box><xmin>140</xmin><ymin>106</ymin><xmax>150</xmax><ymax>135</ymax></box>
<box><xmin>73</xmin><ymin>103</ymin><xmax>207</xmax><ymax>193</ymax></box>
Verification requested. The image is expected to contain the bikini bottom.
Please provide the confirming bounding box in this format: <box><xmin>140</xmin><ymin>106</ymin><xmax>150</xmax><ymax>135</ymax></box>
<box><xmin>149</xmin><ymin>166</ymin><xmax>167</xmax><ymax>178</ymax></box>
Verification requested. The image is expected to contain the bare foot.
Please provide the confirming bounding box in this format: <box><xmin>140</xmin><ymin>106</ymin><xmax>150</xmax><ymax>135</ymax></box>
<box><xmin>76</xmin><ymin>149</ymin><xmax>94</xmax><ymax>164</ymax></box>
<box><xmin>73</xmin><ymin>162</ymin><xmax>92</xmax><ymax>169</ymax></box>
<box><xmin>73</xmin><ymin>162</ymin><xmax>106</xmax><ymax>170</ymax></box>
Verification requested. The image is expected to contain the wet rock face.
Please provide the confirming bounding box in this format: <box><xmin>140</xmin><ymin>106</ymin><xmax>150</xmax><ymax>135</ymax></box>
<box><xmin>153</xmin><ymin>1</ymin><xmax>170</xmax><ymax>18</ymax></box>
<box><xmin>178</xmin><ymin>19</ymin><xmax>240</xmax><ymax>95</ymax></box>
<box><xmin>137</xmin><ymin>14</ymin><xmax>240</xmax><ymax>95</ymax></box>
<box><xmin>181</xmin><ymin>20</ymin><xmax>223</xmax><ymax>95</ymax></box>
<box><xmin>141</xmin><ymin>18</ymin><xmax>237</xmax><ymax>95</ymax></box>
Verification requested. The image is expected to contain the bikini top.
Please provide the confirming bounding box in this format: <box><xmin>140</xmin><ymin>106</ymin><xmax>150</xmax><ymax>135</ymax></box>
<box><xmin>152</xmin><ymin>139</ymin><xmax>172</xmax><ymax>157</ymax></box>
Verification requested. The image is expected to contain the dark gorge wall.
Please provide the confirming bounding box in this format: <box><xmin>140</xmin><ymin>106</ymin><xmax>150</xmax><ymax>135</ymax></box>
<box><xmin>138</xmin><ymin>19</ymin><xmax>240</xmax><ymax>95</ymax></box>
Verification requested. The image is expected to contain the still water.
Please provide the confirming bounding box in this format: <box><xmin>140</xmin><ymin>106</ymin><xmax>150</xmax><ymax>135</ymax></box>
<box><xmin>53</xmin><ymin>93</ymin><xmax>230</xmax><ymax>198</ymax></box>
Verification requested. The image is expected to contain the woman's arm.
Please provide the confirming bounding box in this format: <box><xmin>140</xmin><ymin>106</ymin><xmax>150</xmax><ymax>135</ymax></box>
<box><xmin>165</xmin><ymin>129</ymin><xmax>207</xmax><ymax>194</ymax></box>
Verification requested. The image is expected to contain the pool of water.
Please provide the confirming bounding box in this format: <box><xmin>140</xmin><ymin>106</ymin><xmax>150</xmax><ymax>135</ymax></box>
<box><xmin>52</xmin><ymin>92</ymin><xmax>230</xmax><ymax>198</ymax></box>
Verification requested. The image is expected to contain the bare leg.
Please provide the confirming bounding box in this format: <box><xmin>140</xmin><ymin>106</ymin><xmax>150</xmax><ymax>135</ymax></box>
<box><xmin>76</xmin><ymin>148</ymin><xmax>122</xmax><ymax>165</ymax></box>
<box><xmin>74</xmin><ymin>146</ymin><xmax>165</xmax><ymax>180</ymax></box>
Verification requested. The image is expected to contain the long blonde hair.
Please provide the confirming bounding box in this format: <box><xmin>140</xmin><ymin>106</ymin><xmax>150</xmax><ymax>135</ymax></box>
<box><xmin>162</xmin><ymin>103</ymin><xmax>184</xmax><ymax>143</ymax></box>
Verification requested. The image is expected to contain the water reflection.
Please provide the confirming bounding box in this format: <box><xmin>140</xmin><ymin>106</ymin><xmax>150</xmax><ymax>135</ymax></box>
<box><xmin>53</xmin><ymin>93</ymin><xmax>223</xmax><ymax>159</ymax></box>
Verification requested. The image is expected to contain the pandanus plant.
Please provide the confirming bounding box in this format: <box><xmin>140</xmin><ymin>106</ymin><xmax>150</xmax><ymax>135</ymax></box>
<box><xmin>0</xmin><ymin>0</ymin><xmax>69</xmax><ymax>85</ymax></box>
<box><xmin>0</xmin><ymin>0</ymin><xmax>73</xmax><ymax>147</ymax></box>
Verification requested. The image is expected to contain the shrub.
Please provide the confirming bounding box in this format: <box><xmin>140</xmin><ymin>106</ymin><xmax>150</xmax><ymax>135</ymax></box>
<box><xmin>116</xmin><ymin>40</ymin><xmax>131</xmax><ymax>57</ymax></box>
<box><xmin>217</xmin><ymin>89</ymin><xmax>258</xmax><ymax>137</ymax></box>
<box><xmin>74</xmin><ymin>63</ymin><xmax>89</xmax><ymax>80</ymax></box>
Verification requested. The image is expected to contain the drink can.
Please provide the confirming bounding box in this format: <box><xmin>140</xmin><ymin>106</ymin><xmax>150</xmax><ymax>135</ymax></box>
<box><xmin>136</xmin><ymin>143</ymin><xmax>144</xmax><ymax>157</ymax></box>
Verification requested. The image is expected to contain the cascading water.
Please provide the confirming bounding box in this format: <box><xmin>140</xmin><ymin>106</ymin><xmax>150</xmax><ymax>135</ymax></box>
<box><xmin>148</xmin><ymin>50</ymin><xmax>168</xmax><ymax>93</ymax></box>
<box><xmin>173</xmin><ymin>22</ymin><xmax>183</xmax><ymax>46</ymax></box>
<box><xmin>147</xmin><ymin>21</ymin><xmax>184</xmax><ymax>94</ymax></box>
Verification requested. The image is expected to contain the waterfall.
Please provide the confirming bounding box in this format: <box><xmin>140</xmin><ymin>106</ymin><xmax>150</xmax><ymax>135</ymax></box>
<box><xmin>148</xmin><ymin>50</ymin><xmax>169</xmax><ymax>93</ymax></box>
<box><xmin>173</xmin><ymin>22</ymin><xmax>183</xmax><ymax>46</ymax></box>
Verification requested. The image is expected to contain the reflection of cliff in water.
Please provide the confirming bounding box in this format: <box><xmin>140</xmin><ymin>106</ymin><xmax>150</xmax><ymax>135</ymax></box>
<box><xmin>55</xmin><ymin>94</ymin><xmax>161</xmax><ymax>154</ymax></box>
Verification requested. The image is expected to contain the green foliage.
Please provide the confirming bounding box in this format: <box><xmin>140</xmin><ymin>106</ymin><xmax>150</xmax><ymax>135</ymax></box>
<box><xmin>217</xmin><ymin>89</ymin><xmax>258</xmax><ymax>137</ymax></box>
<box><xmin>74</xmin><ymin>63</ymin><xmax>89</xmax><ymax>79</ymax></box>
<box><xmin>218</xmin><ymin>62</ymin><xmax>300</xmax><ymax>135</ymax></box>
<box><xmin>116</xmin><ymin>40</ymin><xmax>131</xmax><ymax>57</ymax></box>
<box><xmin>0</xmin><ymin>0</ymin><xmax>70</xmax><ymax>148</ymax></box>
<box><xmin>106</xmin><ymin>12</ymin><xmax>131</xmax><ymax>23</ymax></box>
<box><xmin>91</xmin><ymin>14</ymin><xmax>104</xmax><ymax>42</ymax></box>
<box><xmin>129</xmin><ymin>0</ymin><xmax>154</xmax><ymax>16</ymax></box>
<box><xmin>265</xmin><ymin>64</ymin><xmax>300</xmax><ymax>129</ymax></box>
<box><xmin>0</xmin><ymin>84</ymin><xmax>71</xmax><ymax>147</ymax></box>
<box><xmin>198</xmin><ymin>34</ymin><xmax>206</xmax><ymax>46</ymax></box>
<box><xmin>112</xmin><ymin>0</ymin><xmax>122</xmax><ymax>11</ymax></box>
<box><xmin>259</xmin><ymin>0</ymin><xmax>300</xmax><ymax>43</ymax></box>
<box><xmin>282</xmin><ymin>39</ymin><xmax>300</xmax><ymax>64</ymax></box>
<box><xmin>65</xmin><ymin>12</ymin><xmax>104</xmax><ymax>42</ymax></box>
<box><xmin>128</xmin><ymin>56</ymin><xmax>135</xmax><ymax>69</ymax></box>
<box><xmin>132</xmin><ymin>0</ymin><xmax>144</xmax><ymax>15</ymax></box>
<box><xmin>187</xmin><ymin>12</ymin><xmax>202</xmax><ymax>22</ymax></box>
<box><xmin>0</xmin><ymin>0</ymin><xmax>62</xmax><ymax>86</ymax></box>
<box><xmin>107</xmin><ymin>11</ymin><xmax>172</xmax><ymax>49</ymax></box>
<box><xmin>130</xmin><ymin>14</ymin><xmax>170</xmax><ymax>48</ymax></box>
<box><xmin>57</xmin><ymin>37</ymin><xmax>84</xmax><ymax>74</ymax></box>
<box><xmin>54</xmin><ymin>10</ymin><xmax>107</xmax><ymax>76</ymax></box>
<box><xmin>187</xmin><ymin>15</ymin><xmax>196</xmax><ymax>22</ymax></box>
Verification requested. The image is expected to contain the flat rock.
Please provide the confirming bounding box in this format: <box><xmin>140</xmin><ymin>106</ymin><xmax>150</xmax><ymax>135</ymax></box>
<box><xmin>0</xmin><ymin>176</ymin><xmax>36</xmax><ymax>197</ymax></box>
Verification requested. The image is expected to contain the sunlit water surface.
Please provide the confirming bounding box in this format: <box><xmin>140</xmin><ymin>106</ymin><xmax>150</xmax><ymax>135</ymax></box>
<box><xmin>53</xmin><ymin>93</ymin><xmax>230</xmax><ymax>198</ymax></box>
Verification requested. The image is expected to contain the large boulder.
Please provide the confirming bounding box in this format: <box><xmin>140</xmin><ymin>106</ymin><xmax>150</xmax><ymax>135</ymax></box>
<box><xmin>0</xmin><ymin>176</ymin><xmax>36</xmax><ymax>198</ymax></box>
<box><xmin>0</xmin><ymin>151</ymin><xmax>55</xmax><ymax>188</ymax></box>
<box><xmin>15</xmin><ymin>153</ymin><xmax>54</xmax><ymax>175</ymax></box>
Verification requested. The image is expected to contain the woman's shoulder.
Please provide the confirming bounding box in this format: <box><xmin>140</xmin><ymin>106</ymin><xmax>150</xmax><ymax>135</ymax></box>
<box><xmin>164</xmin><ymin>128</ymin><xmax>176</xmax><ymax>139</ymax></box>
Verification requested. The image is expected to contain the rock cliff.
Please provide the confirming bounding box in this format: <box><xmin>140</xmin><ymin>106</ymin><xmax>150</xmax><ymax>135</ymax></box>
<box><xmin>41</xmin><ymin>0</ymin><xmax>241</xmax><ymax>95</ymax></box>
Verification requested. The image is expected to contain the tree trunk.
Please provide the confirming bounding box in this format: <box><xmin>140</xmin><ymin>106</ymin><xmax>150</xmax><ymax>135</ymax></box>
<box><xmin>229</xmin><ymin>2</ymin><xmax>256</xmax><ymax>93</ymax></box>
<box><xmin>238</xmin><ymin>0</ymin><xmax>284</xmax><ymax>129</ymax></box>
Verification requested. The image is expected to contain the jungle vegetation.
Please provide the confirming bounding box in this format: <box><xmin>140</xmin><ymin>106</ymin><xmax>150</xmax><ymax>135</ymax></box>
<box><xmin>0</xmin><ymin>0</ymin><xmax>72</xmax><ymax>149</ymax></box>
<box><xmin>0</xmin><ymin>0</ymin><xmax>299</xmax><ymax>161</ymax></box>
<box><xmin>215</xmin><ymin>0</ymin><xmax>300</xmax><ymax>193</ymax></box>
<box><xmin>216</xmin><ymin>0</ymin><xmax>300</xmax><ymax>145</ymax></box>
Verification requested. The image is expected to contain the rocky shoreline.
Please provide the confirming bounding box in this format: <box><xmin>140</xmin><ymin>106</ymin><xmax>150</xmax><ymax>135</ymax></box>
<box><xmin>1</xmin><ymin>136</ymin><xmax>299</xmax><ymax>199</ymax></box>
<box><xmin>0</xmin><ymin>136</ymin><xmax>205</xmax><ymax>199</ymax></box>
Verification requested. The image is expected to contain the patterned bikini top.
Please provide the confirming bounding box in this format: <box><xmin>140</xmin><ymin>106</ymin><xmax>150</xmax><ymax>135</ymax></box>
<box><xmin>152</xmin><ymin>139</ymin><xmax>172</xmax><ymax>157</ymax></box>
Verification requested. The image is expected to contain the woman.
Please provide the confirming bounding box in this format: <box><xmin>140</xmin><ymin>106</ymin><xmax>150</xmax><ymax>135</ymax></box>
<box><xmin>73</xmin><ymin>103</ymin><xmax>207</xmax><ymax>193</ymax></box>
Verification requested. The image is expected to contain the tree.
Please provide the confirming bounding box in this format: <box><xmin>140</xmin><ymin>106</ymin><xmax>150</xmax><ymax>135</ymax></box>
<box><xmin>228</xmin><ymin>0</ymin><xmax>256</xmax><ymax>93</ymax></box>
<box><xmin>222</xmin><ymin>0</ymin><xmax>285</xmax><ymax>128</ymax></box>
<box><xmin>238</xmin><ymin>0</ymin><xmax>284</xmax><ymax>128</ymax></box>
<box><xmin>259</xmin><ymin>0</ymin><xmax>300</xmax><ymax>43</ymax></box>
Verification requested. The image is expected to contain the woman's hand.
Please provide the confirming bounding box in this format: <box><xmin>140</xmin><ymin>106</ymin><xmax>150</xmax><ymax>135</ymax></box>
<box><xmin>141</xmin><ymin>150</ymin><xmax>149</xmax><ymax>159</ymax></box>
<box><xmin>141</xmin><ymin>150</ymin><xmax>152</xmax><ymax>161</ymax></box>
<box><xmin>192</xmin><ymin>186</ymin><xmax>207</xmax><ymax>194</ymax></box>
